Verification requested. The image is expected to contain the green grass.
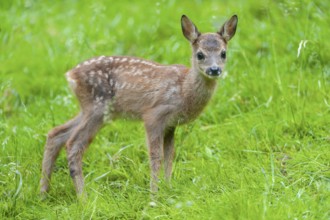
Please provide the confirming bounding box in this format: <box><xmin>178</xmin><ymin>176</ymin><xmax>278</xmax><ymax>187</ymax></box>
<box><xmin>1</xmin><ymin>0</ymin><xmax>329</xmax><ymax>219</ymax></box>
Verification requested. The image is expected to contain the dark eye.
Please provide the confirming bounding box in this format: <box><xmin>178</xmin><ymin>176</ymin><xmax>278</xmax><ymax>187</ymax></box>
<box><xmin>220</xmin><ymin>51</ymin><xmax>226</xmax><ymax>59</ymax></box>
<box><xmin>197</xmin><ymin>52</ymin><xmax>205</xmax><ymax>60</ymax></box>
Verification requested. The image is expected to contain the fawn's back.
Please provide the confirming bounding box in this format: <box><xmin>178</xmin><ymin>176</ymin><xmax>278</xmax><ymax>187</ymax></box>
<box><xmin>66</xmin><ymin>56</ymin><xmax>189</xmax><ymax>123</ymax></box>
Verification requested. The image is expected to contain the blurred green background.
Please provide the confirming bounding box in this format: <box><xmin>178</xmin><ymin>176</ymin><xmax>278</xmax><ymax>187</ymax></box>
<box><xmin>0</xmin><ymin>0</ymin><xmax>329</xmax><ymax>219</ymax></box>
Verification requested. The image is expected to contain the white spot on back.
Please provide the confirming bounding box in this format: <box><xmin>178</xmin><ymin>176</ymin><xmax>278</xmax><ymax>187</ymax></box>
<box><xmin>143</xmin><ymin>68</ymin><xmax>151</xmax><ymax>73</ymax></box>
<box><xmin>97</xmin><ymin>70</ymin><xmax>103</xmax><ymax>76</ymax></box>
<box><xmin>98</xmin><ymin>56</ymin><xmax>105</xmax><ymax>60</ymax></box>
<box><xmin>129</xmin><ymin>59</ymin><xmax>138</xmax><ymax>64</ymax></box>
<box><xmin>141</xmin><ymin>60</ymin><xmax>156</xmax><ymax>67</ymax></box>
<box><xmin>133</xmin><ymin>70</ymin><xmax>142</xmax><ymax>76</ymax></box>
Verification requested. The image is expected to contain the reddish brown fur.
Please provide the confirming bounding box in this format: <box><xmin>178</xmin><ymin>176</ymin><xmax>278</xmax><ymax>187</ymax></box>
<box><xmin>40</xmin><ymin>15</ymin><xmax>238</xmax><ymax>197</ymax></box>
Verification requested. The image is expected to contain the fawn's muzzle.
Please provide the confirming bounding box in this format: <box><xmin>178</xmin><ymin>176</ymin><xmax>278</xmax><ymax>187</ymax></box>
<box><xmin>206</xmin><ymin>66</ymin><xmax>222</xmax><ymax>77</ymax></box>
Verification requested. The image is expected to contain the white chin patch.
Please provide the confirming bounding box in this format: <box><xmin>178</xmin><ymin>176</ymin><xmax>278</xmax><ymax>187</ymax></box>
<box><xmin>204</xmin><ymin>72</ymin><xmax>221</xmax><ymax>79</ymax></box>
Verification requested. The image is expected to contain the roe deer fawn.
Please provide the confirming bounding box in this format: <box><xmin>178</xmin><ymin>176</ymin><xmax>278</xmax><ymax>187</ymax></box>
<box><xmin>40</xmin><ymin>14</ymin><xmax>238</xmax><ymax>197</ymax></box>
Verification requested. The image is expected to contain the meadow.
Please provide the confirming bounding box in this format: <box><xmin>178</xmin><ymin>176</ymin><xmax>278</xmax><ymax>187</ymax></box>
<box><xmin>0</xmin><ymin>0</ymin><xmax>329</xmax><ymax>219</ymax></box>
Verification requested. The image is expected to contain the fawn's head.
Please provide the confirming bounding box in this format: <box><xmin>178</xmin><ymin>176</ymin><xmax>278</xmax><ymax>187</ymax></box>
<box><xmin>181</xmin><ymin>15</ymin><xmax>238</xmax><ymax>79</ymax></box>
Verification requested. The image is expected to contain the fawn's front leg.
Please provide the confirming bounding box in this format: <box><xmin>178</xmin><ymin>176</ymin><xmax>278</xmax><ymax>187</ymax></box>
<box><xmin>144</xmin><ymin>106</ymin><xmax>176</xmax><ymax>194</ymax></box>
<box><xmin>144</xmin><ymin>122</ymin><xmax>165</xmax><ymax>194</ymax></box>
<box><xmin>164</xmin><ymin>127</ymin><xmax>175</xmax><ymax>183</ymax></box>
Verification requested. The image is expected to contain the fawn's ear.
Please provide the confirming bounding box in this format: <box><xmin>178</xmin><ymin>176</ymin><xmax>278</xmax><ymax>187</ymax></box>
<box><xmin>218</xmin><ymin>15</ymin><xmax>238</xmax><ymax>42</ymax></box>
<box><xmin>181</xmin><ymin>15</ymin><xmax>200</xmax><ymax>43</ymax></box>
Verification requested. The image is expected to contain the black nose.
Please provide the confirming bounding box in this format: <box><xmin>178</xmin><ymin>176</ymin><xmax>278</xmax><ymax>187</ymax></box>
<box><xmin>207</xmin><ymin>66</ymin><xmax>222</xmax><ymax>76</ymax></box>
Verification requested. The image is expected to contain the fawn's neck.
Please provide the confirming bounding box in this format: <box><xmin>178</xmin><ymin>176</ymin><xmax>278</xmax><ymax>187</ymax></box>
<box><xmin>180</xmin><ymin>66</ymin><xmax>217</xmax><ymax>123</ymax></box>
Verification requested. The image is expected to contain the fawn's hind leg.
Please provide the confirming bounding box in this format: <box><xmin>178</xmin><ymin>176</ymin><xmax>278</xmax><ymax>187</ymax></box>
<box><xmin>40</xmin><ymin>114</ymin><xmax>82</xmax><ymax>194</ymax></box>
<box><xmin>66</xmin><ymin>109</ymin><xmax>104</xmax><ymax>195</ymax></box>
